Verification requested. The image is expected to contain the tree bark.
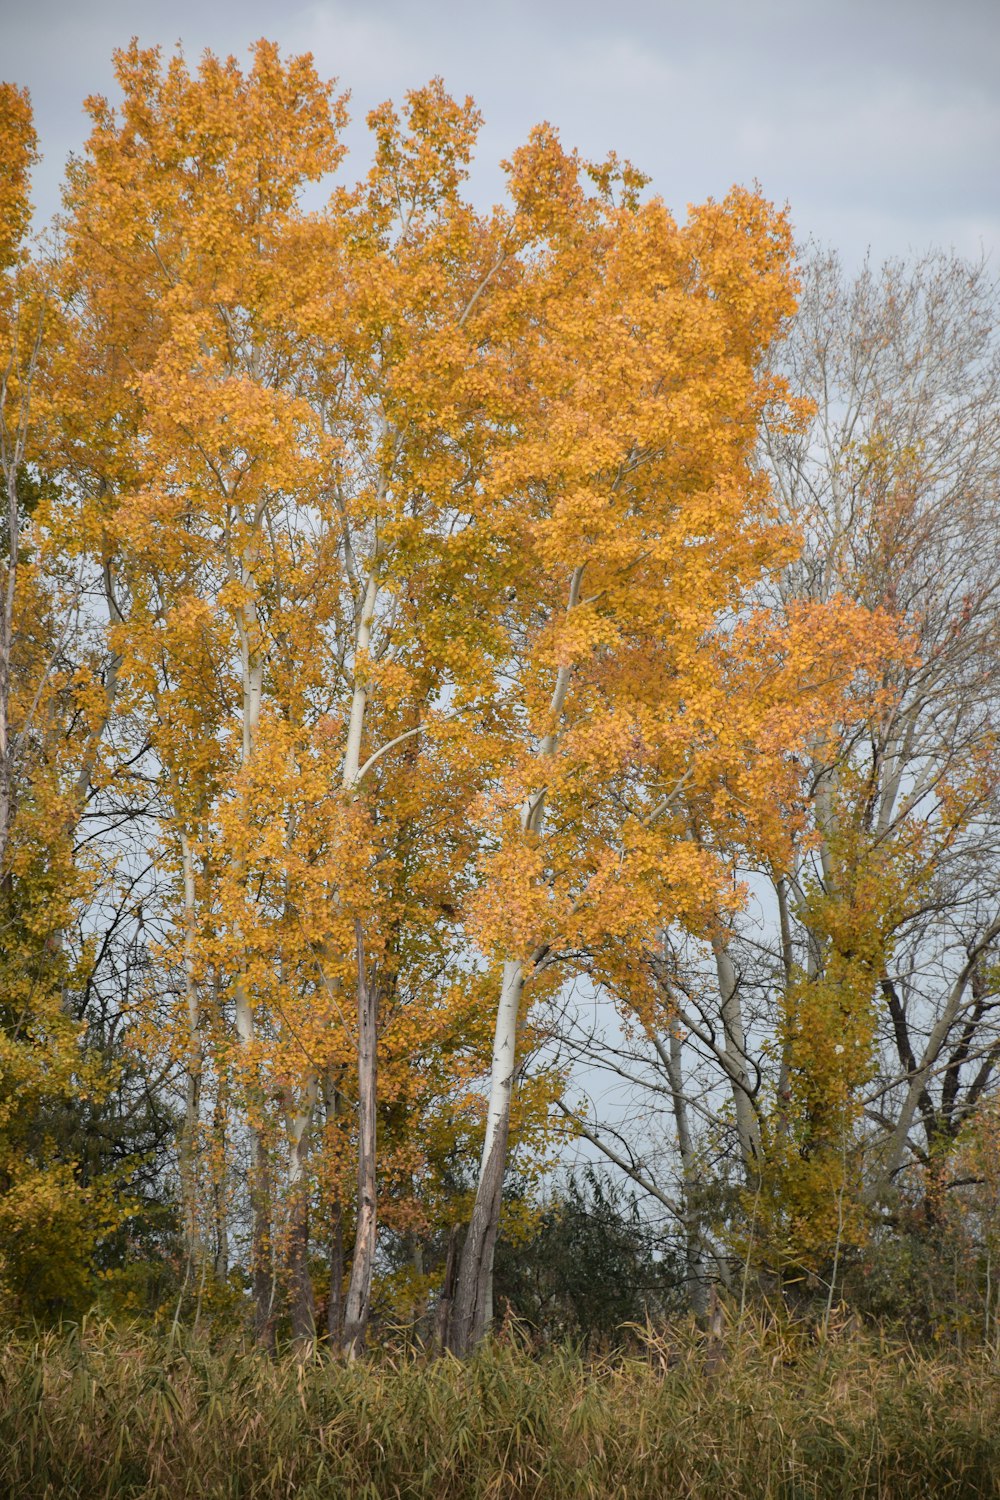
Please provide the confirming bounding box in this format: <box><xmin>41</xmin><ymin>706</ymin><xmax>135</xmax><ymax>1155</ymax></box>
<box><xmin>228</xmin><ymin>572</ymin><xmax>276</xmax><ymax>1346</ymax></box>
<box><xmin>342</xmin><ymin>920</ymin><xmax>377</xmax><ymax>1357</ymax></box>
<box><xmin>236</xmin><ymin>959</ymin><xmax>275</xmax><ymax>1348</ymax></box>
<box><xmin>712</xmin><ymin>936</ymin><xmax>761</xmax><ymax>1177</ymax></box>
<box><xmin>447</xmin><ymin>959</ymin><xmax>524</xmax><ymax>1355</ymax></box>
<box><xmin>178</xmin><ymin>831</ymin><xmax>203</xmax><ymax>1273</ymax></box>
<box><xmin>284</xmin><ymin>1084</ymin><xmax>317</xmax><ymax>1352</ymax></box>
<box><xmin>211</xmin><ymin>1076</ymin><xmax>229</xmax><ymax>1284</ymax></box>
<box><xmin>249</xmin><ymin>1138</ymin><xmax>275</xmax><ymax>1352</ymax></box>
<box><xmin>434</xmin><ymin>1225</ymin><xmax>459</xmax><ymax>1351</ymax></box>
<box><xmin>0</xmin><ymin>300</ymin><xmax>41</xmax><ymax>880</ymax></box>
<box><xmin>287</xmin><ymin>1193</ymin><xmax>314</xmax><ymax>1349</ymax></box>
<box><xmin>327</xmin><ymin>1194</ymin><xmax>344</xmax><ymax>1344</ymax></box>
<box><xmin>323</xmin><ymin>1076</ymin><xmax>345</xmax><ymax>1343</ymax></box>
<box><xmin>661</xmin><ymin>1023</ymin><xmax>708</xmax><ymax>1320</ymax></box>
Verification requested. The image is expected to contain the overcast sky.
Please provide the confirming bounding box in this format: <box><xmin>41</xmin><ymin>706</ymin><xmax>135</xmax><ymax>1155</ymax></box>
<box><xmin>3</xmin><ymin>0</ymin><xmax>998</xmax><ymax>266</ymax></box>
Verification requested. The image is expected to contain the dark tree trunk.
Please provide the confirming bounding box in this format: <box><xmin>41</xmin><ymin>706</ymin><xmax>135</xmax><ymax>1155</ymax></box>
<box><xmin>288</xmin><ymin>1179</ymin><xmax>315</xmax><ymax>1348</ymax></box>
<box><xmin>446</xmin><ymin>1117</ymin><xmax>509</xmax><ymax>1356</ymax></box>
<box><xmin>251</xmin><ymin>1142</ymin><xmax>276</xmax><ymax>1353</ymax></box>
<box><xmin>434</xmin><ymin>1224</ymin><xmax>460</xmax><ymax>1352</ymax></box>
<box><xmin>323</xmin><ymin>1074</ymin><xmax>345</xmax><ymax>1343</ymax></box>
<box><xmin>327</xmin><ymin>1193</ymin><xmax>344</xmax><ymax>1343</ymax></box>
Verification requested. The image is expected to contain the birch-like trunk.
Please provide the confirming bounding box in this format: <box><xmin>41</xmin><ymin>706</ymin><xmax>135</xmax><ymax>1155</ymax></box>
<box><xmin>343</xmin><ymin>569</ymin><xmax>378</xmax><ymax>793</ymax></box>
<box><xmin>448</xmin><ymin>566</ymin><xmax>583</xmax><ymax>1356</ymax></box>
<box><xmin>231</xmin><ymin>581</ymin><xmax>275</xmax><ymax>1346</ymax></box>
<box><xmin>336</xmin><ymin>562</ymin><xmax>381</xmax><ymax>1356</ymax></box>
<box><xmin>774</xmin><ymin>874</ymin><xmax>796</xmax><ymax>1138</ymax></box>
<box><xmin>234</xmin><ymin>973</ymin><xmax>275</xmax><ymax>1348</ymax></box>
<box><xmin>342</xmin><ymin>920</ymin><xmax>377</xmax><ymax>1356</ymax></box>
<box><xmin>661</xmin><ymin>1024</ymin><xmax>708</xmax><ymax>1319</ymax></box>
<box><xmin>211</xmin><ymin>1076</ymin><xmax>230</xmax><ymax>1283</ymax></box>
<box><xmin>447</xmin><ymin>959</ymin><xmax>525</xmax><ymax>1355</ymax></box>
<box><xmin>177</xmin><ymin>832</ymin><xmax>203</xmax><ymax>1271</ymax></box>
<box><xmin>0</xmin><ymin>450</ymin><xmax>19</xmax><ymax>882</ymax></box>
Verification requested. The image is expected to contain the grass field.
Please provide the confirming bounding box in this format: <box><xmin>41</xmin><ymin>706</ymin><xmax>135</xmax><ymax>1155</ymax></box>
<box><xmin>1</xmin><ymin>1321</ymin><xmax>998</xmax><ymax>1498</ymax></box>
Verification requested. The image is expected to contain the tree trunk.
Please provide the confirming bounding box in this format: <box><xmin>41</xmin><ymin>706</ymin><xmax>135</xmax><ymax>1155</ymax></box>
<box><xmin>342</xmin><ymin>920</ymin><xmax>377</xmax><ymax>1357</ymax></box>
<box><xmin>327</xmin><ymin>1194</ymin><xmax>344</xmax><ymax>1343</ymax></box>
<box><xmin>0</xmin><ymin>311</ymin><xmax>33</xmax><ymax>882</ymax></box>
<box><xmin>178</xmin><ymin>832</ymin><xmax>203</xmax><ymax>1272</ymax></box>
<box><xmin>322</xmin><ymin>1072</ymin><xmax>346</xmax><ymax>1343</ymax></box>
<box><xmin>713</xmin><ymin>936</ymin><xmax>761</xmax><ymax>1177</ymax></box>
<box><xmin>287</xmin><ymin>1195</ymin><xmax>314</xmax><ymax>1349</ymax></box>
<box><xmin>233</xmin><ymin>956</ymin><xmax>275</xmax><ymax>1348</ymax></box>
<box><xmin>662</xmin><ymin>1021</ymin><xmax>708</xmax><ymax>1320</ymax></box>
<box><xmin>284</xmin><ymin>1088</ymin><xmax>317</xmax><ymax>1352</ymax></box>
<box><xmin>434</xmin><ymin>1225</ymin><xmax>459</xmax><ymax>1351</ymax></box>
<box><xmin>211</xmin><ymin>1080</ymin><xmax>229</xmax><ymax>1283</ymax></box>
<box><xmin>338</xmin><ymin>562</ymin><xmax>379</xmax><ymax>1359</ymax></box>
<box><xmin>250</xmin><ymin>1138</ymin><xmax>275</xmax><ymax>1352</ymax></box>
<box><xmin>448</xmin><ymin>958</ymin><xmax>524</xmax><ymax>1355</ymax></box>
<box><xmin>447</xmin><ymin>571</ymin><xmax>583</xmax><ymax>1357</ymax></box>
<box><xmin>229</xmin><ymin>587</ymin><xmax>274</xmax><ymax>1344</ymax></box>
<box><xmin>774</xmin><ymin>874</ymin><xmax>796</xmax><ymax>1139</ymax></box>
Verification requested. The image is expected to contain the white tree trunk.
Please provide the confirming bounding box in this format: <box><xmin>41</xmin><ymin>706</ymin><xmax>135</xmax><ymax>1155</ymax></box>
<box><xmin>178</xmin><ymin>832</ymin><xmax>203</xmax><ymax>1270</ymax></box>
<box><xmin>230</xmin><ymin>577</ymin><xmax>275</xmax><ymax>1345</ymax></box>
<box><xmin>660</xmin><ymin>1024</ymin><xmax>708</xmax><ymax>1318</ymax></box>
<box><xmin>343</xmin><ymin>569</ymin><xmax>378</xmax><ymax>791</ymax></box>
<box><xmin>448</xmin><ymin>566</ymin><xmax>584</xmax><ymax>1354</ymax></box>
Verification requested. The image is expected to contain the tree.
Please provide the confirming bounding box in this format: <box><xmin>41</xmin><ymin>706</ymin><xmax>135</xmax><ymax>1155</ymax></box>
<box><xmin>14</xmin><ymin>38</ymin><xmax>993</xmax><ymax>1346</ymax></box>
<box><xmin>556</xmin><ymin>247</ymin><xmax>1000</xmax><ymax>1311</ymax></box>
<box><xmin>0</xmin><ymin>82</ymin><xmax>141</xmax><ymax>1319</ymax></box>
<box><xmin>445</xmin><ymin>177</ymin><xmax>889</xmax><ymax>1351</ymax></box>
<box><xmin>760</xmin><ymin>249</ymin><xmax>1000</xmax><ymax>1243</ymax></box>
<box><xmin>60</xmin><ymin>44</ymin><xmax>571</xmax><ymax>1352</ymax></box>
<box><xmin>58</xmin><ymin>38</ymin><xmax>352</xmax><ymax>1343</ymax></box>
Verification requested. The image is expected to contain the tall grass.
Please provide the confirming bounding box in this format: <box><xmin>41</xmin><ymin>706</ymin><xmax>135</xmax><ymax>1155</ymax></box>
<box><xmin>0</xmin><ymin>1320</ymin><xmax>997</xmax><ymax>1498</ymax></box>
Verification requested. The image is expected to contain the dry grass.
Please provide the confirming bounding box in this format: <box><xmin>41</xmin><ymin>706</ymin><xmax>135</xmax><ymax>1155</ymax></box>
<box><xmin>1</xmin><ymin>1319</ymin><xmax>998</xmax><ymax>1497</ymax></box>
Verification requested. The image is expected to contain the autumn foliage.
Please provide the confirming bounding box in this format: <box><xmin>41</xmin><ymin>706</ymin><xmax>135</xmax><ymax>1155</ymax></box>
<box><xmin>2</xmin><ymin>39</ymin><xmax>997</xmax><ymax>1355</ymax></box>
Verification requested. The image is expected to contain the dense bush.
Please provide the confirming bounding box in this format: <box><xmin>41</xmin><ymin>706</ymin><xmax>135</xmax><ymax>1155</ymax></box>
<box><xmin>493</xmin><ymin>1170</ymin><xmax>685</xmax><ymax>1344</ymax></box>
